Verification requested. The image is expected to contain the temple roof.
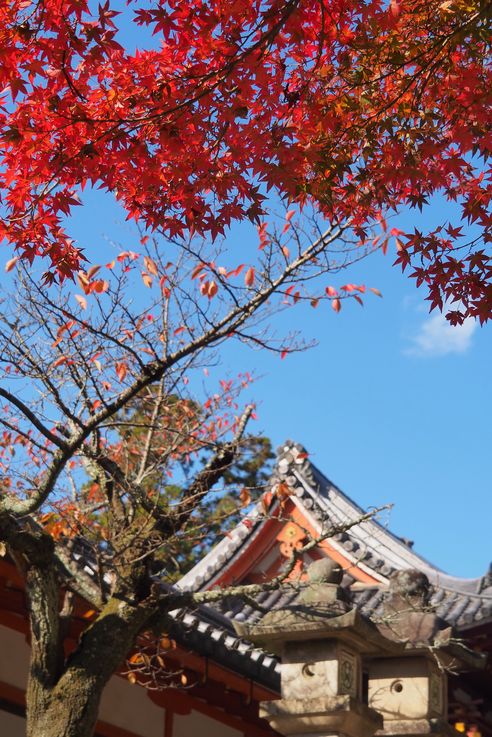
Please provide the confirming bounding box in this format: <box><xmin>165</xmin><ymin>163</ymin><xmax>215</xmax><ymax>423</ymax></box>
<box><xmin>178</xmin><ymin>440</ymin><xmax>492</xmax><ymax>629</ymax></box>
<box><xmin>165</xmin><ymin>600</ymin><xmax>280</xmax><ymax>688</ymax></box>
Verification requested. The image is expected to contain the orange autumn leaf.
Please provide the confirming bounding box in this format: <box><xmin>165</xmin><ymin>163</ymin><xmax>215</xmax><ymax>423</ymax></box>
<box><xmin>76</xmin><ymin>271</ymin><xmax>90</xmax><ymax>294</ymax></box>
<box><xmin>91</xmin><ymin>279</ymin><xmax>109</xmax><ymax>294</ymax></box>
<box><xmin>191</xmin><ymin>263</ymin><xmax>206</xmax><ymax>280</ymax></box>
<box><xmin>239</xmin><ymin>487</ymin><xmax>251</xmax><ymax>506</ymax></box>
<box><xmin>74</xmin><ymin>294</ymin><xmax>87</xmax><ymax>310</ymax></box>
<box><xmin>52</xmin><ymin>355</ymin><xmax>68</xmax><ymax>367</ymax></box>
<box><xmin>276</xmin><ymin>482</ymin><xmax>292</xmax><ymax>499</ymax></box>
<box><xmin>86</xmin><ymin>264</ymin><xmax>101</xmax><ymax>279</ymax></box>
<box><xmin>141</xmin><ymin>272</ymin><xmax>153</xmax><ymax>288</ymax></box>
<box><xmin>206</xmin><ymin>280</ymin><xmax>218</xmax><ymax>298</ymax></box>
<box><xmin>115</xmin><ymin>362</ymin><xmax>127</xmax><ymax>382</ymax></box>
<box><xmin>5</xmin><ymin>256</ymin><xmax>18</xmax><ymax>272</ymax></box>
<box><xmin>244</xmin><ymin>267</ymin><xmax>255</xmax><ymax>287</ymax></box>
<box><xmin>144</xmin><ymin>256</ymin><xmax>158</xmax><ymax>276</ymax></box>
<box><xmin>160</xmin><ymin>636</ymin><xmax>174</xmax><ymax>650</ymax></box>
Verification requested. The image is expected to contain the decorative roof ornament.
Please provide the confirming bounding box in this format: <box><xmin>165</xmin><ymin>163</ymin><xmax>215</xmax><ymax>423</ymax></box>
<box><xmin>387</xmin><ymin>569</ymin><xmax>432</xmax><ymax>610</ymax></box>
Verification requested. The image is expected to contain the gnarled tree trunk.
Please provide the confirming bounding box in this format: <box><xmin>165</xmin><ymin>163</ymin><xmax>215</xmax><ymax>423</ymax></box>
<box><xmin>25</xmin><ymin>561</ymin><xmax>152</xmax><ymax>737</ymax></box>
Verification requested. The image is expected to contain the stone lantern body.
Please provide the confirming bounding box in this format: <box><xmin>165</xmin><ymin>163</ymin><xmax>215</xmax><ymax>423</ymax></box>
<box><xmin>282</xmin><ymin>639</ymin><xmax>361</xmax><ymax>701</ymax></box>
<box><xmin>368</xmin><ymin>656</ymin><xmax>447</xmax><ymax>733</ymax></box>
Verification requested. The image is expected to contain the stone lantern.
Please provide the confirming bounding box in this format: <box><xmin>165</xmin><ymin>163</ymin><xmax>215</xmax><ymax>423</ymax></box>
<box><xmin>368</xmin><ymin>655</ymin><xmax>447</xmax><ymax>734</ymax></box>
<box><xmin>234</xmin><ymin>559</ymin><xmax>391</xmax><ymax>737</ymax></box>
<box><xmin>234</xmin><ymin>563</ymin><xmax>485</xmax><ymax>737</ymax></box>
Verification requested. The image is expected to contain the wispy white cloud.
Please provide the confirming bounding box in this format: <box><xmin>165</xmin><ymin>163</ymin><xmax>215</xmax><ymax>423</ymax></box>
<box><xmin>404</xmin><ymin>311</ymin><xmax>476</xmax><ymax>358</ymax></box>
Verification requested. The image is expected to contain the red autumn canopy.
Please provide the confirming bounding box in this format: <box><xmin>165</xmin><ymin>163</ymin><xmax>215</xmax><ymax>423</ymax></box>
<box><xmin>0</xmin><ymin>0</ymin><xmax>490</xmax><ymax>320</ymax></box>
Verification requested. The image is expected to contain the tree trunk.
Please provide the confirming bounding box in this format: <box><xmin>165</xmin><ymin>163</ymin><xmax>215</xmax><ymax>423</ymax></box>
<box><xmin>26</xmin><ymin>675</ymin><xmax>105</xmax><ymax>737</ymax></box>
<box><xmin>26</xmin><ymin>593</ymin><xmax>152</xmax><ymax>737</ymax></box>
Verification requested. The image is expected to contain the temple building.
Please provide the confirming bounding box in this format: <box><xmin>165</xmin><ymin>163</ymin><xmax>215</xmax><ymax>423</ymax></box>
<box><xmin>1</xmin><ymin>441</ymin><xmax>491</xmax><ymax>736</ymax></box>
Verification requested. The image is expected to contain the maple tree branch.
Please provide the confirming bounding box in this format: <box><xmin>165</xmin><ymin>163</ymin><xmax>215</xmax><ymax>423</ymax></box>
<box><xmin>0</xmin><ymin>313</ymin><xmax>84</xmax><ymax>428</ymax></box>
<box><xmin>136</xmin><ymin>379</ymin><xmax>166</xmax><ymax>481</ymax></box>
<box><xmin>81</xmin><ymin>402</ymin><xmax>255</xmax><ymax>549</ymax></box>
<box><xmin>0</xmin><ymin>223</ymin><xmax>344</xmax><ymax>518</ymax></box>
<box><xmin>0</xmin><ymin>416</ymin><xmax>53</xmax><ymax>455</ymax></box>
<box><xmin>0</xmin><ymin>387</ymin><xmax>66</xmax><ymax>450</ymax></box>
<box><xmin>53</xmin><ymin>544</ymin><xmax>105</xmax><ymax>610</ymax></box>
<box><xmin>170</xmin><ymin>403</ymin><xmax>254</xmax><ymax>532</ymax></box>
<box><xmin>21</xmin><ymin>268</ymin><xmax>148</xmax><ymax>372</ymax></box>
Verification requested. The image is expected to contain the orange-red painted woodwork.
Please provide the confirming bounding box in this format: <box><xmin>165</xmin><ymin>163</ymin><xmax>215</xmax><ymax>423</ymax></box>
<box><xmin>206</xmin><ymin>499</ymin><xmax>380</xmax><ymax>587</ymax></box>
<box><xmin>0</xmin><ymin>560</ymin><xmax>25</xmax><ymax>588</ymax></box>
<box><xmin>212</xmin><ymin>516</ymin><xmax>283</xmax><ymax>588</ymax></box>
<box><xmin>164</xmin><ymin>649</ymin><xmax>277</xmax><ymax>703</ymax></box>
<box><xmin>0</xmin><ymin>607</ymin><xmax>26</xmax><ymax>636</ymax></box>
<box><xmin>0</xmin><ymin>679</ymin><xmax>25</xmax><ymax>708</ymax></box>
<box><xmin>149</xmin><ymin>686</ymin><xmax>277</xmax><ymax>737</ymax></box>
<box><xmin>289</xmin><ymin>504</ymin><xmax>380</xmax><ymax>584</ymax></box>
<box><xmin>164</xmin><ymin>708</ymin><xmax>174</xmax><ymax>737</ymax></box>
<box><xmin>148</xmin><ymin>689</ymin><xmax>192</xmax><ymax>716</ymax></box>
<box><xmin>276</xmin><ymin>521</ymin><xmax>306</xmax><ymax>558</ymax></box>
<box><xmin>95</xmin><ymin>720</ymin><xmax>153</xmax><ymax>737</ymax></box>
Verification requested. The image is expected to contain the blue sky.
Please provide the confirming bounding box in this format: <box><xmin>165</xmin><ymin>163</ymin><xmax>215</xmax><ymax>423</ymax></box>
<box><xmin>54</xmin><ymin>184</ymin><xmax>491</xmax><ymax>581</ymax></box>
<box><xmin>2</xmin><ymin>5</ymin><xmax>489</xmax><ymax>581</ymax></box>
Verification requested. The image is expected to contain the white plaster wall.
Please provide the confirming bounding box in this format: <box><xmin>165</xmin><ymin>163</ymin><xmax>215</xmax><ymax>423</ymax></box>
<box><xmin>0</xmin><ymin>624</ymin><xmax>164</xmax><ymax>737</ymax></box>
<box><xmin>174</xmin><ymin>709</ymin><xmax>244</xmax><ymax>737</ymax></box>
<box><xmin>0</xmin><ymin>624</ymin><xmax>30</xmax><ymax>689</ymax></box>
<box><xmin>0</xmin><ymin>709</ymin><xmax>26</xmax><ymax>736</ymax></box>
<box><xmin>99</xmin><ymin>676</ymin><xmax>164</xmax><ymax>737</ymax></box>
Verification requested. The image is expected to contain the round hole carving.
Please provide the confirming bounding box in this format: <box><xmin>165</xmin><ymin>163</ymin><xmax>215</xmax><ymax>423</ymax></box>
<box><xmin>302</xmin><ymin>663</ymin><xmax>316</xmax><ymax>678</ymax></box>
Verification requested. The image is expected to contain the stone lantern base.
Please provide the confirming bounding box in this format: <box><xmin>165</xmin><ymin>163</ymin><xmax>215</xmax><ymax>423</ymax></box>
<box><xmin>260</xmin><ymin>694</ymin><xmax>382</xmax><ymax>737</ymax></box>
<box><xmin>375</xmin><ymin>718</ymin><xmax>461</xmax><ymax>736</ymax></box>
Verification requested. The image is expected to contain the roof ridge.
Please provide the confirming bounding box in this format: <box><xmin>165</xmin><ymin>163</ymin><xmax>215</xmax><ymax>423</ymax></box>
<box><xmin>275</xmin><ymin>441</ymin><xmax>489</xmax><ymax>593</ymax></box>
